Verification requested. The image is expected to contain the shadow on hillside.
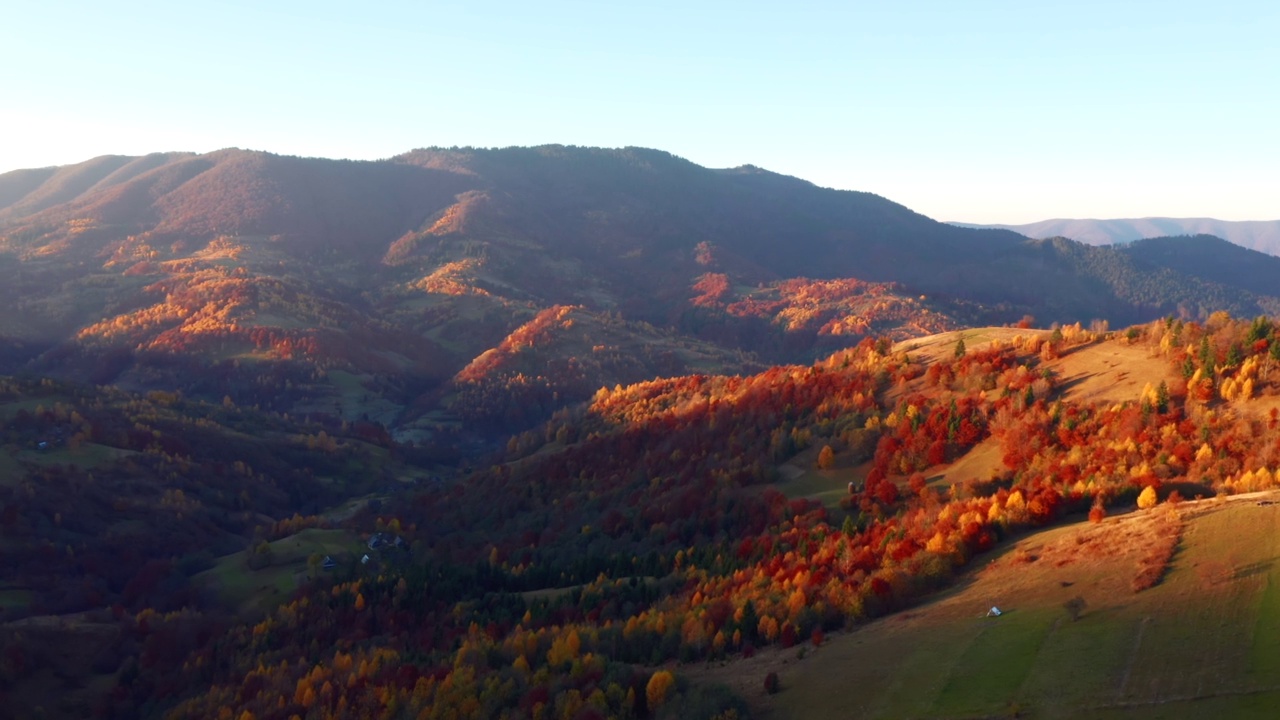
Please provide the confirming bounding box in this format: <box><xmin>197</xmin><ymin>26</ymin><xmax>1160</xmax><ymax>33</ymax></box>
<box><xmin>1053</xmin><ymin>372</ymin><xmax>1095</xmax><ymax>397</ymax></box>
<box><xmin>1066</xmin><ymin>601</ymin><xmax>1132</xmax><ymax>625</ymax></box>
<box><xmin>889</xmin><ymin>522</ymin><xmax>1074</xmax><ymax>615</ymax></box>
<box><xmin>1052</xmin><ymin>340</ymin><xmax>1105</xmax><ymax>360</ymax></box>
<box><xmin>1163</xmin><ymin>481</ymin><xmax>1216</xmax><ymax>500</ymax></box>
<box><xmin>1234</xmin><ymin>559</ymin><xmax>1275</xmax><ymax>581</ymax></box>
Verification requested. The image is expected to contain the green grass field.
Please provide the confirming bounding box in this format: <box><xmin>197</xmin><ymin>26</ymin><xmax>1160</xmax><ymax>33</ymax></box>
<box><xmin>778</xmin><ymin>465</ymin><xmax>853</xmax><ymax>512</ymax></box>
<box><xmin>282</xmin><ymin>368</ymin><xmax>406</xmax><ymax>427</ymax></box>
<box><xmin>17</xmin><ymin>442</ymin><xmax>134</xmax><ymax>470</ymax></box>
<box><xmin>195</xmin><ymin>528</ymin><xmax>362</xmax><ymax>617</ymax></box>
<box><xmin>1</xmin><ymin>439</ymin><xmax>137</xmax><ymax>487</ymax></box>
<box><xmin>0</xmin><ymin>451</ymin><xmax>20</xmax><ymax>485</ymax></box>
<box><xmin>0</xmin><ymin>397</ymin><xmax>66</xmax><ymax>421</ymax></box>
<box><xmin>0</xmin><ymin>587</ymin><xmax>33</xmax><ymax>611</ymax></box>
<box><xmin>761</xmin><ymin>497</ymin><xmax>1280</xmax><ymax>719</ymax></box>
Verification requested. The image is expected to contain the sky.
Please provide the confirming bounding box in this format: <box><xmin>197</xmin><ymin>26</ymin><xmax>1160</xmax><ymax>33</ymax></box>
<box><xmin>2</xmin><ymin>0</ymin><xmax>1277</xmax><ymax>224</ymax></box>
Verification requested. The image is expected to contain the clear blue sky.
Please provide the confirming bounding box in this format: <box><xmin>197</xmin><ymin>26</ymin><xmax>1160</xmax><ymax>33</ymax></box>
<box><xmin>2</xmin><ymin>0</ymin><xmax>1276</xmax><ymax>223</ymax></box>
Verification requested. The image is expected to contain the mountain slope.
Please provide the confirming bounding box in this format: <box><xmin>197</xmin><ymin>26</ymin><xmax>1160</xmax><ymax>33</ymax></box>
<box><xmin>135</xmin><ymin>314</ymin><xmax>1280</xmax><ymax>720</ymax></box>
<box><xmin>1119</xmin><ymin>234</ymin><xmax>1280</xmax><ymax>299</ymax></box>
<box><xmin>764</xmin><ymin>497</ymin><xmax>1280</xmax><ymax>719</ymax></box>
<box><xmin>3</xmin><ymin>146</ymin><xmax>1280</xmax><ymax>442</ymax></box>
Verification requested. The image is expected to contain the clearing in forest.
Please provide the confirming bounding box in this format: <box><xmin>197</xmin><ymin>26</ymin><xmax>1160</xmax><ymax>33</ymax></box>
<box><xmin>893</xmin><ymin>327</ymin><xmax>1027</xmax><ymax>364</ymax></box>
<box><xmin>1047</xmin><ymin>340</ymin><xmax>1179</xmax><ymax>406</ymax></box>
<box><xmin>195</xmin><ymin>528</ymin><xmax>363</xmax><ymax>618</ymax></box>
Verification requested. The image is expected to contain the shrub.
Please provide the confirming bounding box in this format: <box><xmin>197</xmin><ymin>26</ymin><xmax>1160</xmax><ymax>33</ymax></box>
<box><xmin>780</xmin><ymin>623</ymin><xmax>797</xmax><ymax>648</ymax></box>
<box><xmin>1063</xmin><ymin>595</ymin><xmax>1086</xmax><ymax>621</ymax></box>
<box><xmin>764</xmin><ymin>671</ymin><xmax>780</xmax><ymax>695</ymax></box>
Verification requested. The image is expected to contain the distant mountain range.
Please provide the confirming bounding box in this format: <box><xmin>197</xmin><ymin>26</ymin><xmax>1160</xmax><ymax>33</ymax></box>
<box><xmin>4</xmin><ymin>146</ymin><xmax>1280</xmax><ymax>441</ymax></box>
<box><xmin>952</xmin><ymin>217</ymin><xmax>1280</xmax><ymax>255</ymax></box>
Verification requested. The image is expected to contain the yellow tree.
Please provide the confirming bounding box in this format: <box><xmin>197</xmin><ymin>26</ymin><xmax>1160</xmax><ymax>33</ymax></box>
<box><xmin>1137</xmin><ymin>485</ymin><xmax>1158</xmax><ymax>510</ymax></box>
<box><xmin>646</xmin><ymin>670</ymin><xmax>676</xmax><ymax>711</ymax></box>
<box><xmin>817</xmin><ymin>444</ymin><xmax>835</xmax><ymax>469</ymax></box>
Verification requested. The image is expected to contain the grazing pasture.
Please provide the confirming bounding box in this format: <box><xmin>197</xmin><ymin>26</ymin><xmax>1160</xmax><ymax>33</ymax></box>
<box><xmin>704</xmin><ymin>494</ymin><xmax>1280</xmax><ymax>719</ymax></box>
<box><xmin>195</xmin><ymin>528</ymin><xmax>362</xmax><ymax>618</ymax></box>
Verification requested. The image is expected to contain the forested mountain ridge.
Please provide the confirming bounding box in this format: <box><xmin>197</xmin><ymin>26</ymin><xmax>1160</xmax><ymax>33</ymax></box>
<box><xmin>2</xmin><ymin>146</ymin><xmax>1278</xmax><ymax>446</ymax></box>
<box><xmin>1118</xmin><ymin>234</ymin><xmax>1280</xmax><ymax>298</ymax></box>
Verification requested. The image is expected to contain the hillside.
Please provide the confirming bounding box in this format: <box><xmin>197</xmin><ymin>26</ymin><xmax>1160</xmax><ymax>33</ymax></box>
<box><xmin>1118</xmin><ymin>234</ymin><xmax>1280</xmax><ymax>299</ymax></box>
<box><xmin>955</xmin><ymin>217</ymin><xmax>1280</xmax><ymax>256</ymax></box>
<box><xmin>8</xmin><ymin>311</ymin><xmax>1280</xmax><ymax>718</ymax></box>
<box><xmin>0</xmin><ymin>374</ymin><xmax>426</xmax><ymax>717</ymax></box>
<box><xmin>728</xmin><ymin>495</ymin><xmax>1280</xmax><ymax>719</ymax></box>
<box><xmin>5</xmin><ymin>147</ymin><xmax>1280</xmax><ymax>449</ymax></box>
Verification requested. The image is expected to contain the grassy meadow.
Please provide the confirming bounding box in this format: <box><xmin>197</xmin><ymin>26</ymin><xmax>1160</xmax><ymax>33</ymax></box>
<box><xmin>699</xmin><ymin>495</ymin><xmax>1280</xmax><ymax>719</ymax></box>
<box><xmin>195</xmin><ymin>528</ymin><xmax>362</xmax><ymax>618</ymax></box>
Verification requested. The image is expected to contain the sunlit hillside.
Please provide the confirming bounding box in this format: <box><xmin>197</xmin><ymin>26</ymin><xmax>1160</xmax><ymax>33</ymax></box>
<box><xmin>4</xmin><ymin>147</ymin><xmax>1279</xmax><ymax>453</ymax></box>
<box><xmin>8</xmin><ymin>146</ymin><xmax>1280</xmax><ymax>719</ymax></box>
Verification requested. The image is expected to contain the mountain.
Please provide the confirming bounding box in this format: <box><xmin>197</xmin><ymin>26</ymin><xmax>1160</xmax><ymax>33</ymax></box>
<box><xmin>9</xmin><ymin>146</ymin><xmax>1280</xmax><ymax>718</ymax></box>
<box><xmin>953</xmin><ymin>217</ymin><xmax>1280</xmax><ymax>255</ymax></box>
<box><xmin>1119</xmin><ymin>234</ymin><xmax>1280</xmax><ymax>299</ymax></box>
<box><xmin>3</xmin><ymin>146</ymin><xmax>1280</xmax><ymax>447</ymax></box>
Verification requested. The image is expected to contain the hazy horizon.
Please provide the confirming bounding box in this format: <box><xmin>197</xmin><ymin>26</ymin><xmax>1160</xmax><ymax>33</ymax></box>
<box><xmin>955</xmin><ymin>215</ymin><xmax>1280</xmax><ymax>225</ymax></box>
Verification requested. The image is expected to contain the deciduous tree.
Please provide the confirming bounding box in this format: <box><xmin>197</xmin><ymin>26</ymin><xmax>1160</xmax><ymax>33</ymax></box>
<box><xmin>1137</xmin><ymin>485</ymin><xmax>1158</xmax><ymax>510</ymax></box>
<box><xmin>817</xmin><ymin>445</ymin><xmax>835</xmax><ymax>470</ymax></box>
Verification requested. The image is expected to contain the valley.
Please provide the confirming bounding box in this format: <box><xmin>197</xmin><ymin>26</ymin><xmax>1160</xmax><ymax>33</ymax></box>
<box><xmin>3</xmin><ymin>148</ymin><xmax>1280</xmax><ymax>719</ymax></box>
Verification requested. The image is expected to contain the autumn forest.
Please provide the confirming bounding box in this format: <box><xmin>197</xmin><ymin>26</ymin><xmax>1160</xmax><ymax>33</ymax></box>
<box><xmin>4</xmin><ymin>147</ymin><xmax>1280</xmax><ymax>719</ymax></box>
